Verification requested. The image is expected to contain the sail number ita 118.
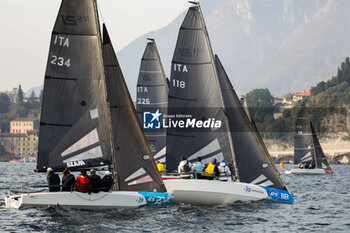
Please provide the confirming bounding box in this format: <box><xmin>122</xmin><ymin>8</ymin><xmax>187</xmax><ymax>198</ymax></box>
<box><xmin>172</xmin><ymin>79</ymin><xmax>185</xmax><ymax>88</ymax></box>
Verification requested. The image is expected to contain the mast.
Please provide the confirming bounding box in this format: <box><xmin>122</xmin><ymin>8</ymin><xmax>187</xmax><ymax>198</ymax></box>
<box><xmin>196</xmin><ymin>4</ymin><xmax>240</xmax><ymax>180</ymax></box>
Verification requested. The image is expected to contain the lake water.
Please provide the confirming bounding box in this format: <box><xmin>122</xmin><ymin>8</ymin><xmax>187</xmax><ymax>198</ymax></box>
<box><xmin>0</xmin><ymin>162</ymin><xmax>349</xmax><ymax>232</ymax></box>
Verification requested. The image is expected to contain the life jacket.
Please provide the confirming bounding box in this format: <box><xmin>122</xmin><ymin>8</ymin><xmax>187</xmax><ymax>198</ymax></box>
<box><xmin>157</xmin><ymin>163</ymin><xmax>165</xmax><ymax>174</ymax></box>
<box><xmin>193</xmin><ymin>162</ymin><xmax>204</xmax><ymax>172</ymax></box>
<box><xmin>75</xmin><ymin>175</ymin><xmax>90</xmax><ymax>193</ymax></box>
<box><xmin>218</xmin><ymin>163</ymin><xmax>231</xmax><ymax>181</ymax></box>
<box><xmin>205</xmin><ymin>163</ymin><xmax>216</xmax><ymax>176</ymax></box>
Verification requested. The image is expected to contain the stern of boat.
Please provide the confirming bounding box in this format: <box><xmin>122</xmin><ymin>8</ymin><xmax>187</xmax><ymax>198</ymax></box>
<box><xmin>5</xmin><ymin>194</ymin><xmax>23</xmax><ymax>209</ymax></box>
<box><xmin>324</xmin><ymin>169</ymin><xmax>333</xmax><ymax>174</ymax></box>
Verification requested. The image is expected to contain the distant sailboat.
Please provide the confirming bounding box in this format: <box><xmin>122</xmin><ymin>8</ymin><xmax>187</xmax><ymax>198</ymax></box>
<box><xmin>5</xmin><ymin>0</ymin><xmax>171</xmax><ymax>209</ymax></box>
<box><xmin>136</xmin><ymin>39</ymin><xmax>168</xmax><ymax>163</ymax></box>
<box><xmin>286</xmin><ymin>103</ymin><xmax>333</xmax><ymax>175</ymax></box>
<box><xmin>163</xmin><ymin>2</ymin><xmax>293</xmax><ymax>205</ymax></box>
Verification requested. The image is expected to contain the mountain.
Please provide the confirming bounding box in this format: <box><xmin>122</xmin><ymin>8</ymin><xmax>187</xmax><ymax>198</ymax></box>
<box><xmin>117</xmin><ymin>0</ymin><xmax>350</xmax><ymax>99</ymax></box>
<box><xmin>25</xmin><ymin>86</ymin><xmax>43</xmax><ymax>97</ymax></box>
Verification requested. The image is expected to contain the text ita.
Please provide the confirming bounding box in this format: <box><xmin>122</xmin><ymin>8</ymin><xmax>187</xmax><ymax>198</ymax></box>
<box><xmin>54</xmin><ymin>36</ymin><xmax>70</xmax><ymax>47</ymax></box>
<box><xmin>173</xmin><ymin>64</ymin><xmax>188</xmax><ymax>73</ymax></box>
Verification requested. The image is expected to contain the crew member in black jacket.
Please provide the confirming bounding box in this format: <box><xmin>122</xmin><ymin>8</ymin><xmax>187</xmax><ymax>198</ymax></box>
<box><xmin>46</xmin><ymin>167</ymin><xmax>60</xmax><ymax>192</ymax></box>
<box><xmin>61</xmin><ymin>168</ymin><xmax>75</xmax><ymax>191</ymax></box>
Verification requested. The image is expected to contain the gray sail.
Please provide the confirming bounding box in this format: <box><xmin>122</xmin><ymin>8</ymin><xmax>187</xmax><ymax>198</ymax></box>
<box><xmin>311</xmin><ymin>123</ymin><xmax>331</xmax><ymax>169</ymax></box>
<box><xmin>136</xmin><ymin>39</ymin><xmax>168</xmax><ymax>162</ymax></box>
<box><xmin>102</xmin><ymin>25</ymin><xmax>165</xmax><ymax>192</ymax></box>
<box><xmin>37</xmin><ymin>0</ymin><xmax>113</xmax><ymax>172</ymax></box>
<box><xmin>215</xmin><ymin>55</ymin><xmax>286</xmax><ymax>190</ymax></box>
<box><xmin>294</xmin><ymin>105</ymin><xmax>315</xmax><ymax>165</ymax></box>
<box><xmin>166</xmin><ymin>3</ymin><xmax>235</xmax><ymax>172</ymax></box>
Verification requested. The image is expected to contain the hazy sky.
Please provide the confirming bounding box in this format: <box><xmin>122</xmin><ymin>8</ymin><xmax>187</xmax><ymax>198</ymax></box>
<box><xmin>0</xmin><ymin>0</ymin><xmax>190</xmax><ymax>93</ymax></box>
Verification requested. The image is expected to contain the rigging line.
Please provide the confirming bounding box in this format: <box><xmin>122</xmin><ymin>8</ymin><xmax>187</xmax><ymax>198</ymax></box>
<box><xmin>97</xmin><ymin>1</ymin><xmax>105</xmax><ymax>24</ymax></box>
<box><xmin>74</xmin><ymin>191</ymin><xmax>110</xmax><ymax>201</ymax></box>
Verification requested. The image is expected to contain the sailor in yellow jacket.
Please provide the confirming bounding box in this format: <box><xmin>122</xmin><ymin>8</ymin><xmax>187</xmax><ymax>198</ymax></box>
<box><xmin>204</xmin><ymin>158</ymin><xmax>219</xmax><ymax>179</ymax></box>
<box><xmin>157</xmin><ymin>161</ymin><xmax>165</xmax><ymax>174</ymax></box>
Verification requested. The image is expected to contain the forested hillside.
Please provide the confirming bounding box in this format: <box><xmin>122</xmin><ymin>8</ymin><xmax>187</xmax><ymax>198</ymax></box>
<box><xmin>246</xmin><ymin>57</ymin><xmax>350</xmax><ymax>142</ymax></box>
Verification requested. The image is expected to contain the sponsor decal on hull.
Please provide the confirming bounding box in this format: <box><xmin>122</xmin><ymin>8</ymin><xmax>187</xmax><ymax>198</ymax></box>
<box><xmin>324</xmin><ymin>169</ymin><xmax>333</xmax><ymax>174</ymax></box>
<box><xmin>260</xmin><ymin>186</ymin><xmax>294</xmax><ymax>204</ymax></box>
<box><xmin>139</xmin><ymin>192</ymin><xmax>174</xmax><ymax>206</ymax></box>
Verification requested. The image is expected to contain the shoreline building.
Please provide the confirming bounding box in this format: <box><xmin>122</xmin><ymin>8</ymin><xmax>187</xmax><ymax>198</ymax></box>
<box><xmin>10</xmin><ymin>118</ymin><xmax>35</xmax><ymax>134</ymax></box>
<box><xmin>0</xmin><ymin>131</ymin><xmax>39</xmax><ymax>158</ymax></box>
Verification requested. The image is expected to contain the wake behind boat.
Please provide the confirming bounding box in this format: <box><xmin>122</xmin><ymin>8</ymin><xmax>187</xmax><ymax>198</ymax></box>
<box><xmin>286</xmin><ymin>103</ymin><xmax>333</xmax><ymax>175</ymax></box>
<box><xmin>5</xmin><ymin>0</ymin><xmax>172</xmax><ymax>209</ymax></box>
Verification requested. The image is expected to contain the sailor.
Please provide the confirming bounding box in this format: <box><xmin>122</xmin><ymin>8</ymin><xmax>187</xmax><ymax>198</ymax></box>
<box><xmin>61</xmin><ymin>168</ymin><xmax>75</xmax><ymax>191</ymax></box>
<box><xmin>191</xmin><ymin>157</ymin><xmax>205</xmax><ymax>179</ymax></box>
<box><xmin>46</xmin><ymin>167</ymin><xmax>60</xmax><ymax>192</ymax></box>
<box><xmin>204</xmin><ymin>158</ymin><xmax>219</xmax><ymax>179</ymax></box>
<box><xmin>157</xmin><ymin>161</ymin><xmax>165</xmax><ymax>174</ymax></box>
<box><xmin>191</xmin><ymin>157</ymin><xmax>204</xmax><ymax>173</ymax></box>
<box><xmin>74</xmin><ymin>170</ymin><xmax>90</xmax><ymax>193</ymax></box>
<box><xmin>101</xmin><ymin>171</ymin><xmax>114</xmax><ymax>192</ymax></box>
<box><xmin>217</xmin><ymin>159</ymin><xmax>232</xmax><ymax>181</ymax></box>
<box><xmin>89</xmin><ymin>169</ymin><xmax>101</xmax><ymax>193</ymax></box>
<box><xmin>178</xmin><ymin>156</ymin><xmax>191</xmax><ymax>179</ymax></box>
<box><xmin>310</xmin><ymin>161</ymin><xmax>316</xmax><ymax>169</ymax></box>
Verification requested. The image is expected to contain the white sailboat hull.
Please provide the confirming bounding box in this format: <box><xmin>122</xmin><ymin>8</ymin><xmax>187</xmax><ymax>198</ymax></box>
<box><xmin>163</xmin><ymin>179</ymin><xmax>268</xmax><ymax>206</ymax></box>
<box><xmin>4</xmin><ymin>191</ymin><xmax>147</xmax><ymax>209</ymax></box>
<box><xmin>285</xmin><ymin>168</ymin><xmax>332</xmax><ymax>175</ymax></box>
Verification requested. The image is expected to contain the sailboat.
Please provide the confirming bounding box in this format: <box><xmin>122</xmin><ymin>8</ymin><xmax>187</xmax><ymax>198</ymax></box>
<box><xmin>136</xmin><ymin>39</ymin><xmax>168</xmax><ymax>163</ymax></box>
<box><xmin>286</xmin><ymin>103</ymin><xmax>333</xmax><ymax>175</ymax></box>
<box><xmin>163</xmin><ymin>2</ymin><xmax>293</xmax><ymax>206</ymax></box>
<box><xmin>5</xmin><ymin>0</ymin><xmax>172</xmax><ymax>209</ymax></box>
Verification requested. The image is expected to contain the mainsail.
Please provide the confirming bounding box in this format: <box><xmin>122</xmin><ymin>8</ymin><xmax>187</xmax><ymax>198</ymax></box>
<box><xmin>136</xmin><ymin>39</ymin><xmax>168</xmax><ymax>163</ymax></box>
<box><xmin>102</xmin><ymin>25</ymin><xmax>165</xmax><ymax>192</ymax></box>
<box><xmin>294</xmin><ymin>104</ymin><xmax>315</xmax><ymax>165</ymax></box>
<box><xmin>166</xmin><ymin>3</ymin><xmax>235</xmax><ymax>173</ymax></box>
<box><xmin>215</xmin><ymin>55</ymin><xmax>286</xmax><ymax>190</ymax></box>
<box><xmin>37</xmin><ymin>0</ymin><xmax>113</xmax><ymax>171</ymax></box>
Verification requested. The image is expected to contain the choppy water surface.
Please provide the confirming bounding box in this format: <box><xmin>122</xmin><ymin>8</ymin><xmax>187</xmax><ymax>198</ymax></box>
<box><xmin>0</xmin><ymin>163</ymin><xmax>349</xmax><ymax>232</ymax></box>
